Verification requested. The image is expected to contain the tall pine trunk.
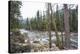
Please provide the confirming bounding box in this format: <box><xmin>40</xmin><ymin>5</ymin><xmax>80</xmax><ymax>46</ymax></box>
<box><xmin>47</xmin><ymin>3</ymin><xmax>52</xmax><ymax>49</ymax></box>
<box><xmin>64</xmin><ymin>4</ymin><xmax>70</xmax><ymax>49</ymax></box>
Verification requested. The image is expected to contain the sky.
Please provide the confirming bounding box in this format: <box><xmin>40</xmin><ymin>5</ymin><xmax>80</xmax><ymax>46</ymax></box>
<box><xmin>20</xmin><ymin>1</ymin><xmax>77</xmax><ymax>19</ymax></box>
<box><xmin>20</xmin><ymin>1</ymin><xmax>46</xmax><ymax>19</ymax></box>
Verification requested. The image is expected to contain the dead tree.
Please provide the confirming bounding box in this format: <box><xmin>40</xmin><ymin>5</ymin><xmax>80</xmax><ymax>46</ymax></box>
<box><xmin>47</xmin><ymin>3</ymin><xmax>62</xmax><ymax>49</ymax></box>
<box><xmin>64</xmin><ymin>4</ymin><xmax>70</xmax><ymax>49</ymax></box>
<box><xmin>50</xmin><ymin>4</ymin><xmax>61</xmax><ymax>48</ymax></box>
<box><xmin>47</xmin><ymin>3</ymin><xmax>52</xmax><ymax>49</ymax></box>
<box><xmin>56</xmin><ymin>4</ymin><xmax>64</xmax><ymax>49</ymax></box>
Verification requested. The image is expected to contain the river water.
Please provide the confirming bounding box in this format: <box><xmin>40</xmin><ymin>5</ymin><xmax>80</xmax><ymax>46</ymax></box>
<box><xmin>19</xmin><ymin>29</ymin><xmax>57</xmax><ymax>44</ymax></box>
<box><xmin>19</xmin><ymin>29</ymin><xmax>78</xmax><ymax>49</ymax></box>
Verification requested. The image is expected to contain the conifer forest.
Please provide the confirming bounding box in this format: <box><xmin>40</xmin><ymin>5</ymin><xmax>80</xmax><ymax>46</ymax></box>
<box><xmin>9</xmin><ymin>1</ymin><xmax>78</xmax><ymax>53</ymax></box>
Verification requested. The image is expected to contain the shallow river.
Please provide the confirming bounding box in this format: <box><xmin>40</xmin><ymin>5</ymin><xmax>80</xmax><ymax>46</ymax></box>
<box><xmin>19</xmin><ymin>29</ymin><xmax>78</xmax><ymax>48</ymax></box>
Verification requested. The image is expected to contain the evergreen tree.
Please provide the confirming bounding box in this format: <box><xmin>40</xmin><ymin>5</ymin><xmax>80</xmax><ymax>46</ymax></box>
<box><xmin>9</xmin><ymin>1</ymin><xmax>22</xmax><ymax>30</ymax></box>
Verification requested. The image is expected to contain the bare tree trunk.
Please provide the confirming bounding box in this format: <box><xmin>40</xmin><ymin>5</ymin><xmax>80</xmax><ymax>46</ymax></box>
<box><xmin>57</xmin><ymin>4</ymin><xmax>64</xmax><ymax>49</ymax></box>
<box><xmin>50</xmin><ymin>4</ymin><xmax>60</xmax><ymax>48</ymax></box>
<box><xmin>47</xmin><ymin>3</ymin><xmax>63</xmax><ymax>49</ymax></box>
<box><xmin>64</xmin><ymin>4</ymin><xmax>70</xmax><ymax>49</ymax></box>
<box><xmin>47</xmin><ymin>3</ymin><xmax>52</xmax><ymax>49</ymax></box>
